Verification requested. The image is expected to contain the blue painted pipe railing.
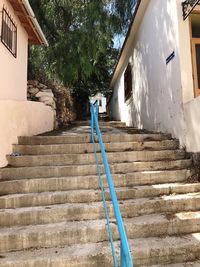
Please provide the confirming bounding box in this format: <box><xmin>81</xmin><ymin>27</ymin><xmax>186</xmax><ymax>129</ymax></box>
<box><xmin>90</xmin><ymin>102</ymin><xmax>133</xmax><ymax>267</ymax></box>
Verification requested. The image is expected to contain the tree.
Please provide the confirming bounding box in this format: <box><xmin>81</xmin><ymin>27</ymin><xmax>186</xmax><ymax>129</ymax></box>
<box><xmin>29</xmin><ymin>0</ymin><xmax>136</xmax><ymax>109</ymax></box>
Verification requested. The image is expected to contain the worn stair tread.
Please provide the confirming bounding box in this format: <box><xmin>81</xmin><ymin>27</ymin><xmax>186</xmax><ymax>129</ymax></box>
<box><xmin>0</xmin><ymin>182</ymin><xmax>200</xmax><ymax>208</ymax></box>
<box><xmin>0</xmin><ymin>159</ymin><xmax>192</xmax><ymax>180</ymax></box>
<box><xmin>9</xmin><ymin>149</ymin><xmax>185</xmax><ymax>157</ymax></box>
<box><xmin>7</xmin><ymin>209</ymin><xmax>194</xmax><ymax>230</ymax></box>
<box><xmin>1</xmin><ymin>192</ymin><xmax>200</xmax><ymax>227</ymax></box>
<box><xmin>13</xmin><ymin>140</ymin><xmax>179</xmax><ymax>155</ymax></box>
<box><xmin>7</xmin><ymin>149</ymin><xmax>186</xmax><ymax>167</ymax></box>
<box><xmin>18</xmin><ymin>133</ymin><xmax>172</xmax><ymax>145</ymax></box>
<box><xmin>0</xmin><ymin>169</ymin><xmax>191</xmax><ymax>195</ymax></box>
<box><xmin>151</xmin><ymin>261</ymin><xmax>200</xmax><ymax>266</ymax></box>
<box><xmin>1</xmin><ymin>233</ymin><xmax>200</xmax><ymax>266</ymax></box>
<box><xmin>3</xmin><ymin>158</ymin><xmax>192</xmax><ymax>168</ymax></box>
<box><xmin>1</xmin><ymin>211</ymin><xmax>200</xmax><ymax>249</ymax></box>
<box><xmin>2</xmin><ymin>191</ymin><xmax>200</xmax><ymax>212</ymax></box>
<box><xmin>131</xmin><ymin>233</ymin><xmax>200</xmax><ymax>265</ymax></box>
<box><xmin>0</xmin><ymin>242</ymin><xmax>110</xmax><ymax>267</ymax></box>
<box><xmin>72</xmin><ymin>120</ymin><xmax>126</xmax><ymax>127</ymax></box>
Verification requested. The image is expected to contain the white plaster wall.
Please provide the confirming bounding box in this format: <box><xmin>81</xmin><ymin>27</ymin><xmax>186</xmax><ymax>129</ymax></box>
<box><xmin>90</xmin><ymin>93</ymin><xmax>107</xmax><ymax>113</ymax></box>
<box><xmin>0</xmin><ymin>101</ymin><xmax>54</xmax><ymax>167</ymax></box>
<box><xmin>101</xmin><ymin>97</ymin><xmax>107</xmax><ymax>113</ymax></box>
<box><xmin>108</xmin><ymin>73</ymin><xmax>135</xmax><ymax>126</ymax></box>
<box><xmin>0</xmin><ymin>0</ymin><xmax>28</xmax><ymax>101</ymax></box>
<box><xmin>109</xmin><ymin>75</ymin><xmax>125</xmax><ymax>121</ymax></box>
<box><xmin>109</xmin><ymin>0</ymin><xmax>186</xmax><ymax>144</ymax></box>
<box><xmin>132</xmin><ymin>0</ymin><xmax>184</xmax><ymax>135</ymax></box>
<box><xmin>109</xmin><ymin>0</ymin><xmax>200</xmax><ymax>152</ymax></box>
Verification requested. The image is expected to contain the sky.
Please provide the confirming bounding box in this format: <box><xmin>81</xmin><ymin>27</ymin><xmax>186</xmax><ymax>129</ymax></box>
<box><xmin>113</xmin><ymin>34</ymin><xmax>125</xmax><ymax>49</ymax></box>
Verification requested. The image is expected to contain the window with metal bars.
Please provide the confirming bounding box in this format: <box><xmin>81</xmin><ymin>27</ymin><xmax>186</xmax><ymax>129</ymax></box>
<box><xmin>124</xmin><ymin>63</ymin><xmax>132</xmax><ymax>101</ymax></box>
<box><xmin>1</xmin><ymin>8</ymin><xmax>17</xmax><ymax>57</ymax></box>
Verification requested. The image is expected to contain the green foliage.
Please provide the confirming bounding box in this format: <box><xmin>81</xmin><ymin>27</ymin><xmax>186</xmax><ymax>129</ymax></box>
<box><xmin>29</xmin><ymin>0</ymin><xmax>135</xmax><ymax>98</ymax></box>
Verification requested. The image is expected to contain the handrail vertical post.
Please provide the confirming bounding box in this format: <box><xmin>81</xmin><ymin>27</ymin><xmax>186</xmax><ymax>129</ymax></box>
<box><xmin>95</xmin><ymin>102</ymin><xmax>99</xmax><ymax>120</ymax></box>
<box><xmin>90</xmin><ymin>106</ymin><xmax>94</xmax><ymax>143</ymax></box>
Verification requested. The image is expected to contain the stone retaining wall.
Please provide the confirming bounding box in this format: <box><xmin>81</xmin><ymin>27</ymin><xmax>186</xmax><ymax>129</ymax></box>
<box><xmin>27</xmin><ymin>80</ymin><xmax>75</xmax><ymax>128</ymax></box>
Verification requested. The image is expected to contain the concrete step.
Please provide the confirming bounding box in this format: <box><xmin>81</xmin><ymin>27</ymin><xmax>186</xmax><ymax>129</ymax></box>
<box><xmin>151</xmin><ymin>262</ymin><xmax>200</xmax><ymax>267</ymax></box>
<box><xmin>1</xmin><ymin>211</ymin><xmax>200</xmax><ymax>253</ymax></box>
<box><xmin>1</xmin><ymin>192</ymin><xmax>200</xmax><ymax>227</ymax></box>
<box><xmin>13</xmin><ymin>140</ymin><xmax>179</xmax><ymax>155</ymax></box>
<box><xmin>18</xmin><ymin>133</ymin><xmax>172</xmax><ymax>145</ymax></box>
<box><xmin>0</xmin><ymin>159</ymin><xmax>192</xmax><ymax>180</ymax></box>
<box><xmin>0</xmin><ymin>183</ymin><xmax>199</xmax><ymax>209</ymax></box>
<box><xmin>7</xmin><ymin>150</ymin><xmax>186</xmax><ymax>167</ymax></box>
<box><xmin>73</xmin><ymin>120</ymin><xmax>126</xmax><ymax>127</ymax></box>
<box><xmin>0</xmin><ymin>169</ymin><xmax>191</xmax><ymax>195</ymax></box>
<box><xmin>1</xmin><ymin>234</ymin><xmax>200</xmax><ymax>266</ymax></box>
<box><xmin>131</xmin><ymin>234</ymin><xmax>200</xmax><ymax>266</ymax></box>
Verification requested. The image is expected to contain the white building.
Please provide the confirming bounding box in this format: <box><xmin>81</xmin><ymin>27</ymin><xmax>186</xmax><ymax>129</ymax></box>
<box><xmin>108</xmin><ymin>0</ymin><xmax>200</xmax><ymax>153</ymax></box>
<box><xmin>0</xmin><ymin>0</ymin><xmax>54</xmax><ymax>167</ymax></box>
<box><xmin>90</xmin><ymin>93</ymin><xmax>107</xmax><ymax>113</ymax></box>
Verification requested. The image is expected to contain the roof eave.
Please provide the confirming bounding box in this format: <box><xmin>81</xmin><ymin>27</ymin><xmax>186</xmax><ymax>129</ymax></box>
<box><xmin>22</xmin><ymin>0</ymin><xmax>48</xmax><ymax>46</ymax></box>
<box><xmin>110</xmin><ymin>0</ymin><xmax>149</xmax><ymax>89</ymax></box>
<box><xmin>8</xmin><ymin>0</ymin><xmax>48</xmax><ymax>46</ymax></box>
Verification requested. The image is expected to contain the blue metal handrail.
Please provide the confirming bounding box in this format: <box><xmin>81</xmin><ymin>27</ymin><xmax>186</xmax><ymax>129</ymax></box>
<box><xmin>90</xmin><ymin>102</ymin><xmax>133</xmax><ymax>267</ymax></box>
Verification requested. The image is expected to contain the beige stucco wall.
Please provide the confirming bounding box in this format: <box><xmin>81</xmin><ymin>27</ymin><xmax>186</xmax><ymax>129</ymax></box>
<box><xmin>184</xmin><ymin>97</ymin><xmax>200</xmax><ymax>152</ymax></box>
<box><xmin>0</xmin><ymin>1</ymin><xmax>54</xmax><ymax>167</ymax></box>
<box><xmin>176</xmin><ymin>2</ymin><xmax>200</xmax><ymax>152</ymax></box>
<box><xmin>176</xmin><ymin>0</ymin><xmax>194</xmax><ymax>103</ymax></box>
<box><xmin>0</xmin><ymin>101</ymin><xmax>54</xmax><ymax>167</ymax></box>
<box><xmin>0</xmin><ymin>0</ymin><xmax>28</xmax><ymax>101</ymax></box>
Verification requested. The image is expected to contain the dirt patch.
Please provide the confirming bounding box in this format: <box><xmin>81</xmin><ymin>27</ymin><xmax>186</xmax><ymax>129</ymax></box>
<box><xmin>165</xmin><ymin>213</ymin><xmax>176</xmax><ymax>220</ymax></box>
<box><xmin>186</xmin><ymin>173</ymin><xmax>199</xmax><ymax>184</ymax></box>
<box><xmin>124</xmin><ymin>148</ymin><xmax>133</xmax><ymax>152</ymax></box>
<box><xmin>0</xmin><ymin>255</ymin><xmax>5</xmax><ymax>259</ymax></box>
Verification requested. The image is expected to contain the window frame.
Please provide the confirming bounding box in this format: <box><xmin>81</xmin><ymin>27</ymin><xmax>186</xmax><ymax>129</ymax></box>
<box><xmin>1</xmin><ymin>7</ymin><xmax>17</xmax><ymax>58</ymax></box>
<box><xmin>124</xmin><ymin>63</ymin><xmax>133</xmax><ymax>101</ymax></box>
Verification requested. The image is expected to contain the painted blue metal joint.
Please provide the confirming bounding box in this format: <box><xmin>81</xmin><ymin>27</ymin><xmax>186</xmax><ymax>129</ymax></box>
<box><xmin>90</xmin><ymin>102</ymin><xmax>133</xmax><ymax>267</ymax></box>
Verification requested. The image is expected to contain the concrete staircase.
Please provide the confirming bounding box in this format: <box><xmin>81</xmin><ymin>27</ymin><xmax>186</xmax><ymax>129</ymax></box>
<box><xmin>0</xmin><ymin>121</ymin><xmax>200</xmax><ymax>266</ymax></box>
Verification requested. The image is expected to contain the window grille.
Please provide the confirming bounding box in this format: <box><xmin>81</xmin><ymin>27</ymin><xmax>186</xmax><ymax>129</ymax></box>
<box><xmin>124</xmin><ymin>63</ymin><xmax>132</xmax><ymax>101</ymax></box>
<box><xmin>1</xmin><ymin>8</ymin><xmax>17</xmax><ymax>57</ymax></box>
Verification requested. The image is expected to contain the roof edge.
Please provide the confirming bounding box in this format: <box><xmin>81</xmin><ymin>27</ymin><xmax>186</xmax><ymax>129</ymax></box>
<box><xmin>110</xmin><ymin>0</ymin><xmax>149</xmax><ymax>89</ymax></box>
<box><xmin>22</xmin><ymin>0</ymin><xmax>48</xmax><ymax>46</ymax></box>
